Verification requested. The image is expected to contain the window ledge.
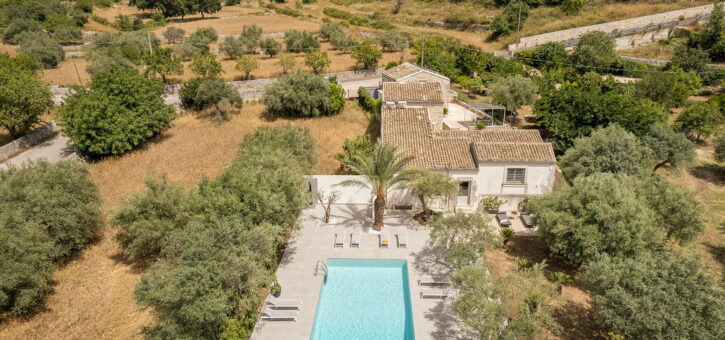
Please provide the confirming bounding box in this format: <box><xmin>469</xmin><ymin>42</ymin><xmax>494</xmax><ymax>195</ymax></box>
<box><xmin>502</xmin><ymin>183</ymin><xmax>526</xmax><ymax>186</ymax></box>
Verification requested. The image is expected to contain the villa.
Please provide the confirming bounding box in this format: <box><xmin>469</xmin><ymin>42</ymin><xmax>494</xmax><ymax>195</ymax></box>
<box><xmin>312</xmin><ymin>63</ymin><xmax>557</xmax><ymax>212</ymax></box>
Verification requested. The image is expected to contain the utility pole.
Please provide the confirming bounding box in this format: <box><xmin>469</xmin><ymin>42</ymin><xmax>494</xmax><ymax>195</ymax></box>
<box><xmin>420</xmin><ymin>37</ymin><xmax>425</xmax><ymax>67</ymax></box>
<box><xmin>516</xmin><ymin>2</ymin><xmax>523</xmax><ymax>46</ymax></box>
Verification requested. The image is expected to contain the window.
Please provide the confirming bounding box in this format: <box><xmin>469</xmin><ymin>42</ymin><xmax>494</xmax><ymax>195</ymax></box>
<box><xmin>506</xmin><ymin>168</ymin><xmax>525</xmax><ymax>184</ymax></box>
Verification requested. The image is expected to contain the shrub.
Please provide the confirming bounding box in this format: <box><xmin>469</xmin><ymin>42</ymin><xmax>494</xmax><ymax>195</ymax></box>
<box><xmin>0</xmin><ymin>57</ymin><xmax>53</xmax><ymax>138</ymax></box>
<box><xmin>52</xmin><ymin>25</ymin><xmax>83</xmax><ymax>44</ymax></box>
<box><xmin>17</xmin><ymin>31</ymin><xmax>65</xmax><ymax>68</ymax></box>
<box><xmin>569</xmin><ymin>31</ymin><xmax>617</xmax><ymax>69</ymax></box>
<box><xmin>330</xmin><ymin>31</ymin><xmax>357</xmax><ymax>53</ymax></box>
<box><xmin>91</xmin><ymin>14</ymin><xmax>110</xmax><ymax>26</ymax></box>
<box><xmin>0</xmin><ymin>161</ymin><xmax>101</xmax><ymax>315</ymax></box>
<box><xmin>304</xmin><ymin>49</ymin><xmax>331</xmax><ymax>73</ymax></box>
<box><xmin>276</xmin><ymin>6</ymin><xmax>302</xmax><ymax>17</ymax></box>
<box><xmin>3</xmin><ymin>18</ymin><xmax>43</xmax><ymax>44</ymax></box>
<box><xmin>187</xmin><ymin>27</ymin><xmax>218</xmax><ymax>52</ymax></box>
<box><xmin>115</xmin><ymin>177</ymin><xmax>193</xmax><ymax>263</ymax></box>
<box><xmin>189</xmin><ymin>52</ymin><xmax>223</xmax><ymax>78</ymax></box>
<box><xmin>114</xmin><ymin>14</ymin><xmax>143</xmax><ymax>31</ymax></box>
<box><xmin>491</xmin><ymin>1</ymin><xmax>529</xmax><ymax>39</ymax></box>
<box><xmin>285</xmin><ymin>30</ymin><xmax>319</xmax><ymax>52</ymax></box>
<box><xmin>263</xmin><ymin>72</ymin><xmax>344</xmax><ymax>118</ymax></box>
<box><xmin>675</xmin><ymin>101</ymin><xmax>723</xmax><ymax>142</ymax></box>
<box><xmin>357</xmin><ymin>86</ymin><xmax>381</xmax><ymax>114</ymax></box>
<box><xmin>194</xmin><ymin>78</ymin><xmax>244</xmax><ymax>119</ymax></box>
<box><xmin>240</xmin><ymin>24</ymin><xmax>262</xmax><ymax>52</ymax></box>
<box><xmin>179</xmin><ymin>77</ymin><xmax>205</xmax><ymax>110</ymax></box>
<box><xmin>323</xmin><ymin>7</ymin><xmax>353</xmax><ymax>20</ymax></box>
<box><xmin>58</xmin><ymin>65</ymin><xmax>175</xmax><ymax>156</ymax></box>
<box><xmin>560</xmin><ymin>0</ymin><xmax>585</xmax><ymax>15</ymax></box>
<box><xmin>444</xmin><ymin>13</ymin><xmax>489</xmax><ymax>31</ymax></box>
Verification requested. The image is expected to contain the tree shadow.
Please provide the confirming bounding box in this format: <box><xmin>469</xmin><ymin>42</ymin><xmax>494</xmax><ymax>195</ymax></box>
<box><xmin>424</xmin><ymin>300</ymin><xmax>470</xmax><ymax>340</ymax></box>
<box><xmin>688</xmin><ymin>163</ymin><xmax>725</xmax><ymax>185</ymax></box>
<box><xmin>412</xmin><ymin>246</ymin><xmax>453</xmax><ymax>276</ymax></box>
<box><xmin>553</xmin><ymin>301</ymin><xmax>606</xmax><ymax>340</ymax></box>
<box><xmin>504</xmin><ymin>236</ymin><xmax>577</xmax><ymax>276</ymax></box>
<box><xmin>704</xmin><ymin>242</ymin><xmax>725</xmax><ymax>269</ymax></box>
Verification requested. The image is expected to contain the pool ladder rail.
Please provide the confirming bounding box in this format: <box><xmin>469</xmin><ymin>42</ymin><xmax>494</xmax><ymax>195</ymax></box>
<box><xmin>315</xmin><ymin>260</ymin><xmax>328</xmax><ymax>281</ymax></box>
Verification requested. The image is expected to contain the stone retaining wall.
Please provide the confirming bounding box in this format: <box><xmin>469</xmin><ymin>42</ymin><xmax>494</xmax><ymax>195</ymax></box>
<box><xmin>508</xmin><ymin>4</ymin><xmax>714</xmax><ymax>52</ymax></box>
<box><xmin>0</xmin><ymin>122</ymin><xmax>58</xmax><ymax>162</ymax></box>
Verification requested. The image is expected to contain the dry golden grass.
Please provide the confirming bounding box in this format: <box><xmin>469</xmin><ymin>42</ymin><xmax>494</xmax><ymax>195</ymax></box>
<box><xmin>41</xmin><ymin>57</ymin><xmax>91</xmax><ymax>86</ymax></box>
<box><xmin>619</xmin><ymin>41</ymin><xmax>678</xmax><ymax>60</ymax></box>
<box><xmin>153</xmin><ymin>13</ymin><xmax>320</xmax><ymax>35</ymax></box>
<box><xmin>0</xmin><ymin>227</ymin><xmax>151</xmax><ymax>340</ymax></box>
<box><xmin>0</xmin><ymin>44</ymin><xmax>17</xmax><ymax>56</ymax></box>
<box><xmin>90</xmin><ymin>102</ymin><xmax>371</xmax><ymax>206</ymax></box>
<box><xmin>660</xmin><ymin>141</ymin><xmax>725</xmax><ymax>283</ymax></box>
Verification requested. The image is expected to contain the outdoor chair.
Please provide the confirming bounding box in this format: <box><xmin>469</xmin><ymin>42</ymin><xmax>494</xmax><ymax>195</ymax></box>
<box><xmin>334</xmin><ymin>226</ymin><xmax>346</xmax><ymax>248</ymax></box>
<box><xmin>266</xmin><ymin>296</ymin><xmax>302</xmax><ymax>310</ymax></box>
<box><xmin>417</xmin><ymin>275</ymin><xmax>453</xmax><ymax>286</ymax></box>
<box><xmin>520</xmin><ymin>212</ymin><xmax>533</xmax><ymax>228</ymax></box>
<box><xmin>261</xmin><ymin>306</ymin><xmax>299</xmax><ymax>321</ymax></box>
<box><xmin>397</xmin><ymin>227</ymin><xmax>408</xmax><ymax>248</ymax></box>
<box><xmin>420</xmin><ymin>288</ymin><xmax>456</xmax><ymax>299</ymax></box>
<box><xmin>379</xmin><ymin>227</ymin><xmax>390</xmax><ymax>248</ymax></box>
<box><xmin>496</xmin><ymin>212</ymin><xmax>511</xmax><ymax>227</ymax></box>
<box><xmin>351</xmin><ymin>225</ymin><xmax>362</xmax><ymax>247</ymax></box>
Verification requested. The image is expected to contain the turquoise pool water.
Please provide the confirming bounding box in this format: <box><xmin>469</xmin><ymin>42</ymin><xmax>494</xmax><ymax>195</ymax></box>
<box><xmin>310</xmin><ymin>259</ymin><xmax>415</xmax><ymax>340</ymax></box>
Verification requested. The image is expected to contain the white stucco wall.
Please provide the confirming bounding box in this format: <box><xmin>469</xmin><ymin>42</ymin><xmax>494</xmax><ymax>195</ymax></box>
<box><xmin>305</xmin><ymin>175</ymin><xmax>416</xmax><ymax>207</ymax></box>
<box><xmin>474</xmin><ymin>162</ymin><xmax>556</xmax><ymax>211</ymax></box>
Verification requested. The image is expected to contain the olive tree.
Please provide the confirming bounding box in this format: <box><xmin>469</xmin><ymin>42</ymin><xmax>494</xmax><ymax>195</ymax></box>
<box><xmin>304</xmin><ymin>49</ymin><xmax>331</xmax><ymax>73</ymax></box>
<box><xmin>235</xmin><ymin>55</ymin><xmax>258</xmax><ymax>80</ymax></box>
<box><xmin>560</xmin><ymin>124</ymin><xmax>653</xmax><ymax>180</ymax></box>
<box><xmin>404</xmin><ymin>168</ymin><xmax>458</xmax><ymax>221</ymax></box>
<box><xmin>489</xmin><ymin>75</ymin><xmax>537</xmax><ymax>114</ymax></box>
<box><xmin>453</xmin><ymin>264</ymin><xmax>560</xmax><ymax>340</ymax></box>
<box><xmin>428</xmin><ymin>213</ymin><xmax>500</xmax><ymax>266</ymax></box>
<box><xmin>352</xmin><ymin>39</ymin><xmax>383</xmax><ymax>69</ymax></box>
<box><xmin>580</xmin><ymin>251</ymin><xmax>725</xmax><ymax>340</ymax></box>
<box><xmin>163</xmin><ymin>26</ymin><xmax>185</xmax><ymax>44</ymax></box>
<box><xmin>641</xmin><ymin>124</ymin><xmax>695</xmax><ymax>171</ymax></box>
<box><xmin>675</xmin><ymin>101</ymin><xmax>723</xmax><ymax>141</ymax></box>
<box><xmin>378</xmin><ymin>31</ymin><xmax>408</xmax><ymax>52</ymax></box>
<box><xmin>17</xmin><ymin>31</ymin><xmax>65</xmax><ymax>68</ymax></box>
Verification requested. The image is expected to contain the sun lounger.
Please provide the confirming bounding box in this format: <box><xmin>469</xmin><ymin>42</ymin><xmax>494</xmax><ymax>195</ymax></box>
<box><xmin>261</xmin><ymin>306</ymin><xmax>299</xmax><ymax>321</ymax></box>
<box><xmin>420</xmin><ymin>288</ymin><xmax>456</xmax><ymax>299</ymax></box>
<box><xmin>417</xmin><ymin>275</ymin><xmax>453</xmax><ymax>286</ymax></box>
<box><xmin>496</xmin><ymin>212</ymin><xmax>511</xmax><ymax>227</ymax></box>
<box><xmin>520</xmin><ymin>212</ymin><xmax>533</xmax><ymax>228</ymax></box>
<box><xmin>351</xmin><ymin>225</ymin><xmax>361</xmax><ymax>247</ymax></box>
<box><xmin>266</xmin><ymin>296</ymin><xmax>302</xmax><ymax>310</ymax></box>
<box><xmin>397</xmin><ymin>227</ymin><xmax>407</xmax><ymax>248</ymax></box>
<box><xmin>379</xmin><ymin>228</ymin><xmax>390</xmax><ymax>248</ymax></box>
<box><xmin>334</xmin><ymin>226</ymin><xmax>346</xmax><ymax>248</ymax></box>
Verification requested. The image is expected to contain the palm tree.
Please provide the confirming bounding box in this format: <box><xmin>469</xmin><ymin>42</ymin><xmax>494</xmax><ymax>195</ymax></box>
<box><xmin>342</xmin><ymin>141</ymin><xmax>414</xmax><ymax>231</ymax></box>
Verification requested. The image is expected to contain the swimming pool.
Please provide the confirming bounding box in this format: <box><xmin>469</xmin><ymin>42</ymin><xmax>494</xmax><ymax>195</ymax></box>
<box><xmin>310</xmin><ymin>259</ymin><xmax>415</xmax><ymax>340</ymax></box>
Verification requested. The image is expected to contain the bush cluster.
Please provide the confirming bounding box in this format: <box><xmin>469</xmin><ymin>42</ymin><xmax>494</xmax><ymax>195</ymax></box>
<box><xmin>357</xmin><ymin>86</ymin><xmax>380</xmax><ymax>114</ymax></box>
<box><xmin>263</xmin><ymin>72</ymin><xmax>345</xmax><ymax>118</ymax></box>
<box><xmin>0</xmin><ymin>161</ymin><xmax>102</xmax><ymax>315</ymax></box>
<box><xmin>115</xmin><ymin>125</ymin><xmax>315</xmax><ymax>339</ymax></box>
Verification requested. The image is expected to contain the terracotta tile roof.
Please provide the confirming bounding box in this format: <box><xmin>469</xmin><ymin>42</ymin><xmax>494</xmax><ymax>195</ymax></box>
<box><xmin>472</xmin><ymin>142</ymin><xmax>557</xmax><ymax>163</ymax></box>
<box><xmin>382</xmin><ymin>82</ymin><xmax>443</xmax><ymax>103</ymax></box>
<box><xmin>382</xmin><ymin>107</ymin><xmax>556</xmax><ymax>170</ymax></box>
<box><xmin>382</xmin><ymin>62</ymin><xmax>449</xmax><ymax>81</ymax></box>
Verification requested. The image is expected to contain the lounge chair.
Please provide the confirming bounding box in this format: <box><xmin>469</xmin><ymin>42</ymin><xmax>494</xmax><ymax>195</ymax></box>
<box><xmin>334</xmin><ymin>226</ymin><xmax>346</xmax><ymax>248</ymax></box>
<box><xmin>496</xmin><ymin>212</ymin><xmax>511</xmax><ymax>227</ymax></box>
<box><xmin>520</xmin><ymin>212</ymin><xmax>533</xmax><ymax>228</ymax></box>
<box><xmin>397</xmin><ymin>227</ymin><xmax>407</xmax><ymax>248</ymax></box>
<box><xmin>379</xmin><ymin>228</ymin><xmax>390</xmax><ymax>248</ymax></box>
<box><xmin>351</xmin><ymin>225</ymin><xmax>361</xmax><ymax>247</ymax></box>
<box><xmin>261</xmin><ymin>306</ymin><xmax>299</xmax><ymax>321</ymax></box>
<box><xmin>420</xmin><ymin>288</ymin><xmax>456</xmax><ymax>299</ymax></box>
<box><xmin>266</xmin><ymin>296</ymin><xmax>302</xmax><ymax>310</ymax></box>
<box><xmin>417</xmin><ymin>275</ymin><xmax>452</xmax><ymax>286</ymax></box>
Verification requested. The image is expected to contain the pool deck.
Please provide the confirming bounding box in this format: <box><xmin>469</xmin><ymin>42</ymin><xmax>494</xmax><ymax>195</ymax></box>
<box><xmin>251</xmin><ymin>204</ymin><xmax>469</xmax><ymax>340</ymax></box>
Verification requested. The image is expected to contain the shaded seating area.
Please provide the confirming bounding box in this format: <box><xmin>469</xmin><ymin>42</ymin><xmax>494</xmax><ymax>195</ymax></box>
<box><xmin>496</xmin><ymin>212</ymin><xmax>511</xmax><ymax>227</ymax></box>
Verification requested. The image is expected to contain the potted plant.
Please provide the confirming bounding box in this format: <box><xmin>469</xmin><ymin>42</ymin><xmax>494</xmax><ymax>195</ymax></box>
<box><xmin>476</xmin><ymin>121</ymin><xmax>485</xmax><ymax>130</ymax></box>
<box><xmin>501</xmin><ymin>227</ymin><xmax>515</xmax><ymax>246</ymax></box>
<box><xmin>480</xmin><ymin>196</ymin><xmax>507</xmax><ymax>213</ymax></box>
<box><xmin>270</xmin><ymin>281</ymin><xmax>281</xmax><ymax>298</ymax></box>
<box><xmin>443</xmin><ymin>107</ymin><xmax>448</xmax><ymax>115</ymax></box>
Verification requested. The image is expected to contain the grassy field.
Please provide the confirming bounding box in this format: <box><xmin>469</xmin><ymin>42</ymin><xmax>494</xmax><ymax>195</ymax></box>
<box><xmin>0</xmin><ymin>102</ymin><xmax>371</xmax><ymax>339</ymax></box>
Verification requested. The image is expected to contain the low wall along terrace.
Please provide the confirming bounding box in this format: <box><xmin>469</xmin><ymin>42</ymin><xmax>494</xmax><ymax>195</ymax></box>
<box><xmin>0</xmin><ymin>122</ymin><xmax>58</xmax><ymax>162</ymax></box>
<box><xmin>508</xmin><ymin>4</ymin><xmax>714</xmax><ymax>52</ymax></box>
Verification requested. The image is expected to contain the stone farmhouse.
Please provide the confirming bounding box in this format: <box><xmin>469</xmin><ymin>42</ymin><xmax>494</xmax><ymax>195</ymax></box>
<box><xmin>379</xmin><ymin>63</ymin><xmax>557</xmax><ymax>211</ymax></box>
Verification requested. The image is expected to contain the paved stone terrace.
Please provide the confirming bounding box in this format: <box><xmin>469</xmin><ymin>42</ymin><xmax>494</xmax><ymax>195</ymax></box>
<box><xmin>250</xmin><ymin>204</ymin><xmax>468</xmax><ymax>340</ymax></box>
